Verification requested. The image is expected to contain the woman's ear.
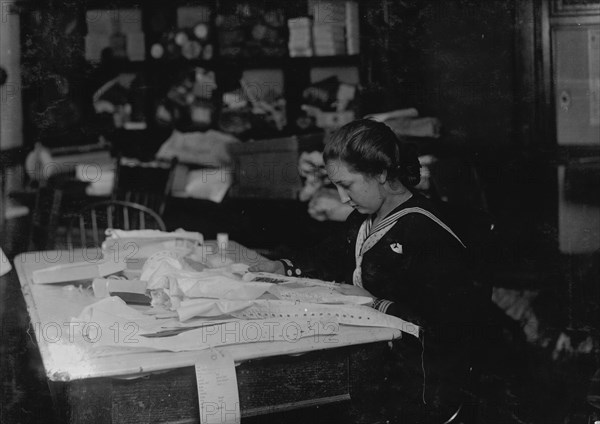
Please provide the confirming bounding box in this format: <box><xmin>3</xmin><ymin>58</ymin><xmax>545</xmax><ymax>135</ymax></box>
<box><xmin>377</xmin><ymin>170</ymin><xmax>388</xmax><ymax>184</ymax></box>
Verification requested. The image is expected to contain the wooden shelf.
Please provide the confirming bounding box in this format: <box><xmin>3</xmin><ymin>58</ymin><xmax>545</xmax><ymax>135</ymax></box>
<box><xmin>19</xmin><ymin>1</ymin><xmax>364</xmax><ymax>151</ymax></box>
<box><xmin>146</xmin><ymin>57</ymin><xmax>215</xmax><ymax>68</ymax></box>
<box><xmin>216</xmin><ymin>55</ymin><xmax>360</xmax><ymax>69</ymax></box>
<box><xmin>289</xmin><ymin>55</ymin><xmax>360</xmax><ymax>67</ymax></box>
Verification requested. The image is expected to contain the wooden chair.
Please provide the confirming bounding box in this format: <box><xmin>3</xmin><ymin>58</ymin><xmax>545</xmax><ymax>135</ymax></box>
<box><xmin>0</xmin><ymin>147</ymin><xmax>30</xmax><ymax>228</ymax></box>
<box><xmin>1</xmin><ymin>147</ymin><xmax>33</xmax><ymax>254</ymax></box>
<box><xmin>112</xmin><ymin>156</ymin><xmax>177</xmax><ymax>216</ymax></box>
<box><xmin>435</xmin><ymin>202</ymin><xmax>497</xmax><ymax>424</ymax></box>
<box><xmin>27</xmin><ymin>172</ymin><xmax>91</xmax><ymax>250</ymax></box>
<box><xmin>66</xmin><ymin>200</ymin><xmax>166</xmax><ymax>249</ymax></box>
<box><xmin>27</xmin><ymin>184</ymin><xmax>62</xmax><ymax>250</ymax></box>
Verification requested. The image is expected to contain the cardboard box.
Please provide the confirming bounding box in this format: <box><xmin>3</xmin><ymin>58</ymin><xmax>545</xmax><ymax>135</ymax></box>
<box><xmin>228</xmin><ymin>133</ymin><xmax>324</xmax><ymax>199</ymax></box>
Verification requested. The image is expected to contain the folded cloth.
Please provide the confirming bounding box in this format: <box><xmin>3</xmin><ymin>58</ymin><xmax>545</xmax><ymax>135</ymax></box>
<box><xmin>3</xmin><ymin>201</ymin><xmax>29</xmax><ymax>220</ymax></box>
<box><xmin>141</xmin><ymin>255</ymin><xmax>272</xmax><ymax>312</ymax></box>
<box><xmin>184</xmin><ymin>168</ymin><xmax>232</xmax><ymax>203</ymax></box>
<box><xmin>105</xmin><ymin>229</ymin><xmax>203</xmax><ymax>241</ymax></box>
<box><xmin>155</xmin><ymin>129</ymin><xmax>240</xmax><ymax>167</ymax></box>
<box><xmin>384</xmin><ymin>117</ymin><xmax>442</xmax><ymax>138</ymax></box>
<box><xmin>85</xmin><ymin>170</ymin><xmax>115</xmax><ymax>196</ymax></box>
<box><xmin>176</xmin><ymin>275</ymin><xmax>271</xmax><ymax>300</ymax></box>
<box><xmin>102</xmin><ymin>230</ymin><xmax>203</xmax><ymax>260</ymax></box>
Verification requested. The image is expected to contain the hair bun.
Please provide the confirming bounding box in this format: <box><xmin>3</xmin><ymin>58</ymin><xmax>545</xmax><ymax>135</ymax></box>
<box><xmin>324</xmin><ymin>119</ymin><xmax>421</xmax><ymax>186</ymax></box>
<box><xmin>398</xmin><ymin>143</ymin><xmax>421</xmax><ymax>187</ymax></box>
<box><xmin>403</xmin><ymin>164</ymin><xmax>421</xmax><ymax>187</ymax></box>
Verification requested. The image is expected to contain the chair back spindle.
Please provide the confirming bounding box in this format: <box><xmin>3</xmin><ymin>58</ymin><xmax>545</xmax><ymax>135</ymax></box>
<box><xmin>112</xmin><ymin>157</ymin><xmax>177</xmax><ymax>216</ymax></box>
<box><xmin>66</xmin><ymin>200</ymin><xmax>166</xmax><ymax>249</ymax></box>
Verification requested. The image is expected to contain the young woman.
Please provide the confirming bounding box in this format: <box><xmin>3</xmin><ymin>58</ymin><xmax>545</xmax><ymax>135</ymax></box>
<box><xmin>252</xmin><ymin>119</ymin><xmax>482</xmax><ymax>422</ymax></box>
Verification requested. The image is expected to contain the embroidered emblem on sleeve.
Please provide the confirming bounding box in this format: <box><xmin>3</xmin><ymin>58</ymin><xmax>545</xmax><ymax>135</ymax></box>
<box><xmin>279</xmin><ymin>259</ymin><xmax>302</xmax><ymax>278</ymax></box>
<box><xmin>372</xmin><ymin>298</ymin><xmax>394</xmax><ymax>314</ymax></box>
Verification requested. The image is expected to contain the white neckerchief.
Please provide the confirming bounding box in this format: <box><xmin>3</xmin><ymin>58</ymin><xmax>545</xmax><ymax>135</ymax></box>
<box><xmin>352</xmin><ymin>207</ymin><xmax>466</xmax><ymax>287</ymax></box>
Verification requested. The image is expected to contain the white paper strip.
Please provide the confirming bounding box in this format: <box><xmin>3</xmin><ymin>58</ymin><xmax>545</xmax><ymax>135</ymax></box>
<box><xmin>195</xmin><ymin>349</ymin><xmax>240</xmax><ymax>424</ymax></box>
<box><xmin>177</xmin><ymin>299</ymin><xmax>256</xmax><ymax>321</ymax></box>
<box><xmin>232</xmin><ymin>300</ymin><xmax>420</xmax><ymax>338</ymax></box>
<box><xmin>177</xmin><ymin>298</ymin><xmax>418</xmax><ymax>337</ymax></box>
<box><xmin>83</xmin><ymin>318</ymin><xmax>338</xmax><ymax>353</ymax></box>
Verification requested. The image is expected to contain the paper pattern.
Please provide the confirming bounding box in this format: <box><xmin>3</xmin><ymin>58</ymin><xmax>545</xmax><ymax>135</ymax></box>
<box><xmin>195</xmin><ymin>349</ymin><xmax>240</xmax><ymax>424</ymax></box>
<box><xmin>60</xmin><ymin>231</ymin><xmax>418</xmax><ymax>357</ymax></box>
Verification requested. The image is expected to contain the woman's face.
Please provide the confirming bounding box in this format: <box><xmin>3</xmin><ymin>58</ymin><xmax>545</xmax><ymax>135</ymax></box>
<box><xmin>325</xmin><ymin>159</ymin><xmax>385</xmax><ymax>215</ymax></box>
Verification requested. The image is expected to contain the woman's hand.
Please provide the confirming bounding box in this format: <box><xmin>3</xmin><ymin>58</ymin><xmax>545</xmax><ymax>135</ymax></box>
<box><xmin>248</xmin><ymin>260</ymin><xmax>285</xmax><ymax>275</ymax></box>
<box><xmin>334</xmin><ymin>284</ymin><xmax>373</xmax><ymax>298</ymax></box>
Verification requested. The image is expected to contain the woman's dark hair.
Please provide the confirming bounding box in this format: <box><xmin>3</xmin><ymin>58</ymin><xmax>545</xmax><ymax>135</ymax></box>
<box><xmin>323</xmin><ymin>119</ymin><xmax>421</xmax><ymax>187</ymax></box>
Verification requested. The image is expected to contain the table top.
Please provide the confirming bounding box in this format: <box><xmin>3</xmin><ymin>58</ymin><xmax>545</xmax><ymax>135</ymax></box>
<box><xmin>15</xmin><ymin>242</ymin><xmax>400</xmax><ymax>382</ymax></box>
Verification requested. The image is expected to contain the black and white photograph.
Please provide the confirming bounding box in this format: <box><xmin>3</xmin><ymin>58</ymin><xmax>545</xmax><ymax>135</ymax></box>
<box><xmin>1</xmin><ymin>0</ymin><xmax>599</xmax><ymax>423</ymax></box>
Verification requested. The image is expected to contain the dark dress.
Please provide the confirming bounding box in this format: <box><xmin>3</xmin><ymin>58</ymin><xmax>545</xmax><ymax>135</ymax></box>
<box><xmin>281</xmin><ymin>193</ymin><xmax>481</xmax><ymax>422</ymax></box>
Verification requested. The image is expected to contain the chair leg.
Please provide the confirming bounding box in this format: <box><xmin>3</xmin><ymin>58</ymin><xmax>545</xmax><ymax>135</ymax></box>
<box><xmin>47</xmin><ymin>188</ymin><xmax>63</xmax><ymax>249</ymax></box>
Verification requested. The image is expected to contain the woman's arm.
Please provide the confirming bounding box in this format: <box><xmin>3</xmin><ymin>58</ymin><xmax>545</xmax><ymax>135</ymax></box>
<box><xmin>362</xmin><ymin>213</ymin><xmax>472</xmax><ymax>327</ymax></box>
<box><xmin>250</xmin><ymin>212</ymin><xmax>362</xmax><ymax>282</ymax></box>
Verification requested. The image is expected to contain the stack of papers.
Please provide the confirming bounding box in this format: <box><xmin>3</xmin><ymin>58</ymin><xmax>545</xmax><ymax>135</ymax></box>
<box><xmin>311</xmin><ymin>0</ymin><xmax>346</xmax><ymax>56</ymax></box>
<box><xmin>345</xmin><ymin>1</ymin><xmax>360</xmax><ymax>54</ymax></box>
<box><xmin>313</xmin><ymin>23</ymin><xmax>346</xmax><ymax>56</ymax></box>
<box><xmin>288</xmin><ymin>17</ymin><xmax>313</xmax><ymax>57</ymax></box>
<box><xmin>32</xmin><ymin>259</ymin><xmax>126</xmax><ymax>284</ymax></box>
<box><xmin>85</xmin><ymin>9</ymin><xmax>145</xmax><ymax>62</ymax></box>
<box><xmin>176</xmin><ymin>5</ymin><xmax>211</xmax><ymax>28</ymax></box>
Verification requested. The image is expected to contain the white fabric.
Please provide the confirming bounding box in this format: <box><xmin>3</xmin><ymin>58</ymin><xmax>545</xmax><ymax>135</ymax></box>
<box><xmin>268</xmin><ymin>283</ymin><xmax>372</xmax><ymax>305</ymax></box>
<box><xmin>73</xmin><ymin>298</ymin><xmax>338</xmax><ymax>352</ymax></box>
<box><xmin>142</xmin><ymin>255</ymin><xmax>272</xmax><ymax>313</ymax></box>
<box><xmin>105</xmin><ymin>229</ymin><xmax>203</xmax><ymax>242</ymax></box>
<box><xmin>177</xmin><ymin>299</ymin><xmax>256</xmax><ymax>321</ymax></box>
<box><xmin>184</xmin><ymin>168</ymin><xmax>232</xmax><ymax>203</ymax></box>
<box><xmin>155</xmin><ymin>129</ymin><xmax>239</xmax><ymax>167</ymax></box>
<box><xmin>75</xmin><ymin>296</ymin><xmax>163</xmax><ymax>333</ymax></box>
<box><xmin>177</xmin><ymin>276</ymin><xmax>271</xmax><ymax>300</ymax></box>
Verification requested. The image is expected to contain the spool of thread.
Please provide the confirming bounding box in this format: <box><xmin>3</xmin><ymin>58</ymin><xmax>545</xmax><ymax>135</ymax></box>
<box><xmin>194</xmin><ymin>23</ymin><xmax>209</xmax><ymax>40</ymax></box>
<box><xmin>150</xmin><ymin>43</ymin><xmax>164</xmax><ymax>59</ymax></box>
